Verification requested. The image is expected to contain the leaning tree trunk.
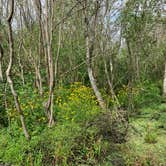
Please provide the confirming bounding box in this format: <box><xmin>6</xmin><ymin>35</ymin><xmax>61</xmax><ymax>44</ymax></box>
<box><xmin>86</xmin><ymin>37</ymin><xmax>106</xmax><ymax>110</ymax></box>
<box><xmin>84</xmin><ymin>0</ymin><xmax>106</xmax><ymax>110</ymax></box>
<box><xmin>6</xmin><ymin>0</ymin><xmax>30</xmax><ymax>140</ymax></box>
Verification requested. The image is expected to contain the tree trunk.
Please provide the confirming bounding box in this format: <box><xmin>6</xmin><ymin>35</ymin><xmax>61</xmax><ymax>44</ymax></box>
<box><xmin>126</xmin><ymin>39</ymin><xmax>134</xmax><ymax>112</ymax></box>
<box><xmin>104</xmin><ymin>59</ymin><xmax>120</xmax><ymax>108</ymax></box>
<box><xmin>55</xmin><ymin>16</ymin><xmax>62</xmax><ymax>80</ymax></box>
<box><xmin>6</xmin><ymin>0</ymin><xmax>30</xmax><ymax>140</ymax></box>
<box><xmin>84</xmin><ymin>0</ymin><xmax>106</xmax><ymax>110</ymax></box>
<box><xmin>44</xmin><ymin>0</ymin><xmax>55</xmax><ymax>126</ymax></box>
<box><xmin>0</xmin><ymin>44</ymin><xmax>3</xmax><ymax>81</ymax></box>
<box><xmin>18</xmin><ymin>41</ymin><xmax>25</xmax><ymax>85</ymax></box>
<box><xmin>34</xmin><ymin>0</ymin><xmax>43</xmax><ymax>95</ymax></box>
<box><xmin>163</xmin><ymin>61</ymin><xmax>166</xmax><ymax>97</ymax></box>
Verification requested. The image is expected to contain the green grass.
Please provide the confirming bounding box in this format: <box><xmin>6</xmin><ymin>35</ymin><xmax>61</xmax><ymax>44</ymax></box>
<box><xmin>0</xmin><ymin>82</ymin><xmax>166</xmax><ymax>165</ymax></box>
<box><xmin>123</xmin><ymin>104</ymin><xmax>166</xmax><ymax>166</ymax></box>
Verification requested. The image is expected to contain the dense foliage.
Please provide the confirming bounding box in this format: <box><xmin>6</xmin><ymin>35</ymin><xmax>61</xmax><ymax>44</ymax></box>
<box><xmin>0</xmin><ymin>0</ymin><xmax>165</xmax><ymax>165</ymax></box>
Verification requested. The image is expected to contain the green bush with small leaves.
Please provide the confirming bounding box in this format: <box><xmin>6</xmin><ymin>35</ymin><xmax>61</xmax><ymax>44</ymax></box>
<box><xmin>117</xmin><ymin>81</ymin><xmax>162</xmax><ymax>110</ymax></box>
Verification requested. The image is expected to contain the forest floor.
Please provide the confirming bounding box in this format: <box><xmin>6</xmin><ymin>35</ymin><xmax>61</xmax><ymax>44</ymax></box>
<box><xmin>0</xmin><ymin>83</ymin><xmax>166</xmax><ymax>165</ymax></box>
<box><xmin>123</xmin><ymin>104</ymin><xmax>166</xmax><ymax>165</ymax></box>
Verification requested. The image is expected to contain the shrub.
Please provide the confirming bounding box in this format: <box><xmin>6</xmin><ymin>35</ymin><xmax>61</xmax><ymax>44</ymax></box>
<box><xmin>144</xmin><ymin>124</ymin><xmax>157</xmax><ymax>144</ymax></box>
<box><xmin>0</xmin><ymin>83</ymin><xmax>128</xmax><ymax>165</ymax></box>
<box><xmin>92</xmin><ymin>110</ymin><xmax>128</xmax><ymax>143</ymax></box>
<box><xmin>117</xmin><ymin>81</ymin><xmax>162</xmax><ymax>110</ymax></box>
<box><xmin>56</xmin><ymin>82</ymin><xmax>101</xmax><ymax>123</ymax></box>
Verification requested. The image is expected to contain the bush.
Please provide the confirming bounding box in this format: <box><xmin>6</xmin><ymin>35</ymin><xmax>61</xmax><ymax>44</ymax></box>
<box><xmin>91</xmin><ymin>110</ymin><xmax>128</xmax><ymax>143</ymax></box>
<box><xmin>55</xmin><ymin>82</ymin><xmax>101</xmax><ymax>123</ymax></box>
<box><xmin>0</xmin><ymin>83</ymin><xmax>129</xmax><ymax>165</ymax></box>
<box><xmin>149</xmin><ymin>104</ymin><xmax>166</xmax><ymax>129</ymax></box>
<box><xmin>117</xmin><ymin>81</ymin><xmax>162</xmax><ymax>110</ymax></box>
<box><xmin>0</xmin><ymin>121</ymin><xmax>116</xmax><ymax>166</ymax></box>
<box><xmin>144</xmin><ymin>132</ymin><xmax>157</xmax><ymax>144</ymax></box>
<box><xmin>0</xmin><ymin>83</ymin><xmax>117</xmax><ymax>165</ymax></box>
<box><xmin>144</xmin><ymin>123</ymin><xmax>157</xmax><ymax>144</ymax></box>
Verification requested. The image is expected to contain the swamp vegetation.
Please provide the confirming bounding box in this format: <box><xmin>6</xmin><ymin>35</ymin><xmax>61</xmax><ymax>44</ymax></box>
<box><xmin>0</xmin><ymin>0</ymin><xmax>166</xmax><ymax>165</ymax></box>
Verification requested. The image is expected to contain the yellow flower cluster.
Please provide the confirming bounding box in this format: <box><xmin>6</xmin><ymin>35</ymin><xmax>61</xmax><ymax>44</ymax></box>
<box><xmin>55</xmin><ymin>82</ymin><xmax>99</xmax><ymax>122</ymax></box>
<box><xmin>56</xmin><ymin>96</ymin><xmax>63</xmax><ymax>105</ymax></box>
<box><xmin>69</xmin><ymin>82</ymin><xmax>96</xmax><ymax>102</ymax></box>
<box><xmin>7</xmin><ymin>108</ymin><xmax>17</xmax><ymax>118</ymax></box>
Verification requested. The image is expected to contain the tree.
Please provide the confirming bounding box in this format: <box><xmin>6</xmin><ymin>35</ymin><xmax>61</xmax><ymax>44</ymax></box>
<box><xmin>6</xmin><ymin>0</ymin><xmax>30</xmax><ymax>140</ymax></box>
<box><xmin>84</xmin><ymin>0</ymin><xmax>106</xmax><ymax>110</ymax></box>
<box><xmin>43</xmin><ymin>0</ymin><xmax>55</xmax><ymax>126</ymax></box>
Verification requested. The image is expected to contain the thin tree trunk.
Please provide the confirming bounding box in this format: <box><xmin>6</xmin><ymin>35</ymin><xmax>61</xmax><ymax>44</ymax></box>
<box><xmin>84</xmin><ymin>1</ymin><xmax>106</xmax><ymax>109</ymax></box>
<box><xmin>0</xmin><ymin>43</ymin><xmax>3</xmax><ymax>81</ymax></box>
<box><xmin>34</xmin><ymin>0</ymin><xmax>43</xmax><ymax>95</ymax></box>
<box><xmin>44</xmin><ymin>0</ymin><xmax>55</xmax><ymax>126</ymax></box>
<box><xmin>6</xmin><ymin>0</ymin><xmax>30</xmax><ymax>140</ymax></box>
<box><xmin>126</xmin><ymin>39</ymin><xmax>134</xmax><ymax>112</ymax></box>
<box><xmin>104</xmin><ymin>59</ymin><xmax>120</xmax><ymax>108</ymax></box>
<box><xmin>18</xmin><ymin>41</ymin><xmax>25</xmax><ymax>85</ymax></box>
<box><xmin>4</xmin><ymin>83</ymin><xmax>8</xmax><ymax>110</ymax></box>
<box><xmin>85</xmin><ymin>36</ymin><xmax>106</xmax><ymax>109</ymax></box>
<box><xmin>163</xmin><ymin>61</ymin><xmax>166</xmax><ymax>97</ymax></box>
<box><xmin>55</xmin><ymin>22</ymin><xmax>62</xmax><ymax>79</ymax></box>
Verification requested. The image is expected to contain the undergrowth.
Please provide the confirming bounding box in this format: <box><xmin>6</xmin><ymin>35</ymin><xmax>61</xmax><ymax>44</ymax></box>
<box><xmin>0</xmin><ymin>82</ymin><xmax>165</xmax><ymax>166</ymax></box>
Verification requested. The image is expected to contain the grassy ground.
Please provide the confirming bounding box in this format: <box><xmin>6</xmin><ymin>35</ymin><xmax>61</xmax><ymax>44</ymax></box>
<box><xmin>0</xmin><ymin>83</ymin><xmax>165</xmax><ymax>165</ymax></box>
<box><xmin>123</xmin><ymin>104</ymin><xmax>166</xmax><ymax>166</ymax></box>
